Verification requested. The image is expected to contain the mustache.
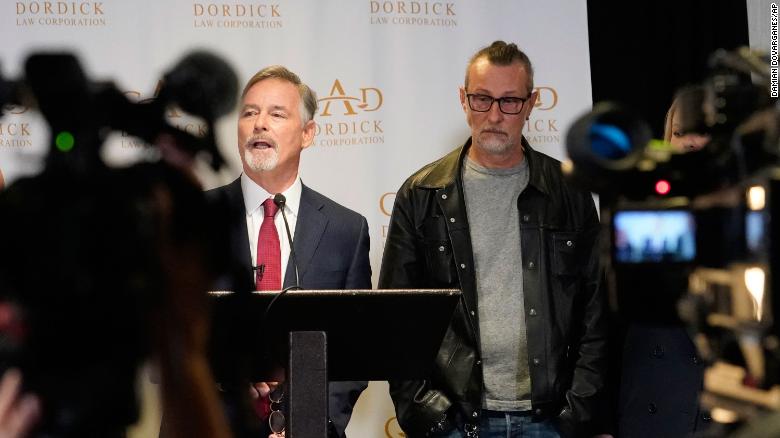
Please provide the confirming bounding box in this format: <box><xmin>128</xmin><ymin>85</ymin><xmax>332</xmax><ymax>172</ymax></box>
<box><xmin>245</xmin><ymin>135</ymin><xmax>277</xmax><ymax>149</ymax></box>
<box><xmin>481</xmin><ymin>128</ymin><xmax>508</xmax><ymax>136</ymax></box>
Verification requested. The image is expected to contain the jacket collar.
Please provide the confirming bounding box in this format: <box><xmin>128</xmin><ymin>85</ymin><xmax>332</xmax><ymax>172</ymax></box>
<box><xmin>418</xmin><ymin>137</ymin><xmax>553</xmax><ymax>197</ymax></box>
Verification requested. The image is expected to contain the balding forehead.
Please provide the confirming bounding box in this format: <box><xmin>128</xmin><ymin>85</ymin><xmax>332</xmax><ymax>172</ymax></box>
<box><xmin>466</xmin><ymin>57</ymin><xmax>534</xmax><ymax>92</ymax></box>
<box><xmin>467</xmin><ymin>59</ymin><xmax>533</xmax><ymax>95</ymax></box>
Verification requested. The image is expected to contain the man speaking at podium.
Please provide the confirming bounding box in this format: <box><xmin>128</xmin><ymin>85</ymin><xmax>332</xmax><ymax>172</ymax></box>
<box><xmin>208</xmin><ymin>65</ymin><xmax>371</xmax><ymax>437</ymax></box>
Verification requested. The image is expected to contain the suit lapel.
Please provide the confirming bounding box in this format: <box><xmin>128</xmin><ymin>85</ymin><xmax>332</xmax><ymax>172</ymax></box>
<box><xmin>226</xmin><ymin>178</ymin><xmax>254</xmax><ymax>291</ymax></box>
<box><xmin>284</xmin><ymin>184</ymin><xmax>328</xmax><ymax>288</ymax></box>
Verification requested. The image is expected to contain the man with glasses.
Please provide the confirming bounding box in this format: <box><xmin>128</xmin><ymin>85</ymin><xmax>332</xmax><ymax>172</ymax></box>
<box><xmin>379</xmin><ymin>41</ymin><xmax>608</xmax><ymax>437</ymax></box>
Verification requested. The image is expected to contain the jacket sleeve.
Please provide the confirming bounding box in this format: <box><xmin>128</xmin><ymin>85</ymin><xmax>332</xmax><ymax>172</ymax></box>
<box><xmin>345</xmin><ymin>216</ymin><xmax>372</xmax><ymax>290</ymax></box>
<box><xmin>378</xmin><ymin>180</ymin><xmax>423</xmax><ymax>290</ymax></box>
<box><xmin>561</xmin><ymin>192</ymin><xmax>609</xmax><ymax>436</ymax></box>
<box><xmin>379</xmin><ymin>182</ymin><xmax>454</xmax><ymax>436</ymax></box>
<box><xmin>328</xmin><ymin>215</ymin><xmax>372</xmax><ymax>437</ymax></box>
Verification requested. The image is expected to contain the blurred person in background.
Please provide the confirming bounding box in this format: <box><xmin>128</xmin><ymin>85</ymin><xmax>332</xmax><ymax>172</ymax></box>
<box><xmin>663</xmin><ymin>86</ymin><xmax>711</xmax><ymax>153</ymax></box>
<box><xmin>615</xmin><ymin>86</ymin><xmax>713</xmax><ymax>438</ymax></box>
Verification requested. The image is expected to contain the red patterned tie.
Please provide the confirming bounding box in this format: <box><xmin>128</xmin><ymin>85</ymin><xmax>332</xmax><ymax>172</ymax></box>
<box><xmin>256</xmin><ymin>198</ymin><xmax>281</xmax><ymax>291</ymax></box>
<box><xmin>254</xmin><ymin>199</ymin><xmax>281</xmax><ymax>420</ymax></box>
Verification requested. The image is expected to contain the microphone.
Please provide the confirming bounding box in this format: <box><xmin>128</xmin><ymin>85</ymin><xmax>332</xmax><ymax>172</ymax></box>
<box><xmin>273</xmin><ymin>193</ymin><xmax>300</xmax><ymax>289</ymax></box>
<box><xmin>262</xmin><ymin>193</ymin><xmax>301</xmax><ymax>323</ymax></box>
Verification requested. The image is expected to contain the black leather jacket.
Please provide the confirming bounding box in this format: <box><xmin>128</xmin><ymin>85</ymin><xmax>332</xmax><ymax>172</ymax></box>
<box><xmin>378</xmin><ymin>138</ymin><xmax>607</xmax><ymax>437</ymax></box>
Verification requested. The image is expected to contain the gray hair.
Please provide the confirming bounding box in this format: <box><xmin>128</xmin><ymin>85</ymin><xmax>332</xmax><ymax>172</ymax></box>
<box><xmin>241</xmin><ymin>65</ymin><xmax>318</xmax><ymax>123</ymax></box>
<box><xmin>465</xmin><ymin>40</ymin><xmax>534</xmax><ymax>93</ymax></box>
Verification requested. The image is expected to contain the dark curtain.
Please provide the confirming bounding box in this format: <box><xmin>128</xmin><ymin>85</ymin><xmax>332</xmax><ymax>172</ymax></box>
<box><xmin>588</xmin><ymin>0</ymin><xmax>749</xmax><ymax>136</ymax></box>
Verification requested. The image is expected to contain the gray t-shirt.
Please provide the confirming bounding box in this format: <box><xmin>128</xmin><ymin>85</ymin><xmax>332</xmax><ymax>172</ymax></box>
<box><xmin>463</xmin><ymin>155</ymin><xmax>532</xmax><ymax>412</ymax></box>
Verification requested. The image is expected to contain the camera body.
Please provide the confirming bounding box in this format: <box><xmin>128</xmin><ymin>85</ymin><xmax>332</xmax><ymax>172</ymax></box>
<box><xmin>0</xmin><ymin>51</ymin><xmax>237</xmax><ymax>437</ymax></box>
<box><xmin>564</xmin><ymin>48</ymin><xmax>780</xmax><ymax>424</ymax></box>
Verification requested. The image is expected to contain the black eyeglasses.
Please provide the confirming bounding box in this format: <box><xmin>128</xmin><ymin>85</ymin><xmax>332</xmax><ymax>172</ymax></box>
<box><xmin>466</xmin><ymin>93</ymin><xmax>530</xmax><ymax>115</ymax></box>
<box><xmin>268</xmin><ymin>386</ymin><xmax>285</xmax><ymax>435</ymax></box>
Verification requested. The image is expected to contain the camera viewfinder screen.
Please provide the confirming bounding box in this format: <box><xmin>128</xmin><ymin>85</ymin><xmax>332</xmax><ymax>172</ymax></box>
<box><xmin>746</xmin><ymin>211</ymin><xmax>766</xmax><ymax>256</ymax></box>
<box><xmin>613</xmin><ymin>210</ymin><xmax>696</xmax><ymax>263</ymax></box>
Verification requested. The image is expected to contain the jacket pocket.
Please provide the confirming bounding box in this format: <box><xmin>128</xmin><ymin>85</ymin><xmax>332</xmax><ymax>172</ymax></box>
<box><xmin>409</xmin><ymin>387</ymin><xmax>453</xmax><ymax>436</ymax></box>
<box><xmin>551</xmin><ymin>232</ymin><xmax>579</xmax><ymax>277</ymax></box>
<box><xmin>302</xmin><ymin>268</ymin><xmax>346</xmax><ymax>288</ymax></box>
<box><xmin>422</xmin><ymin>216</ymin><xmax>456</xmax><ymax>285</ymax></box>
<box><xmin>439</xmin><ymin>340</ymin><xmax>476</xmax><ymax>399</ymax></box>
<box><xmin>424</xmin><ymin>240</ymin><xmax>456</xmax><ymax>285</ymax></box>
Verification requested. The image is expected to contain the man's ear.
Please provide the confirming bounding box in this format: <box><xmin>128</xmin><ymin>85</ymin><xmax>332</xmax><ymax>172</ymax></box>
<box><xmin>459</xmin><ymin>87</ymin><xmax>468</xmax><ymax>114</ymax></box>
<box><xmin>301</xmin><ymin>119</ymin><xmax>316</xmax><ymax>149</ymax></box>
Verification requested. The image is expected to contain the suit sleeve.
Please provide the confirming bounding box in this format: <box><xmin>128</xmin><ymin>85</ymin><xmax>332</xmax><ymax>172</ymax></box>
<box><xmin>345</xmin><ymin>216</ymin><xmax>372</xmax><ymax>289</ymax></box>
<box><xmin>328</xmin><ymin>215</ymin><xmax>372</xmax><ymax>437</ymax></box>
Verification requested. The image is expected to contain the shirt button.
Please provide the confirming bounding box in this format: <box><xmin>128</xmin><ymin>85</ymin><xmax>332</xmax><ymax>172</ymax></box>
<box><xmin>701</xmin><ymin>412</ymin><xmax>712</xmax><ymax>422</ymax></box>
<box><xmin>522</xmin><ymin>214</ymin><xmax>530</xmax><ymax>222</ymax></box>
<box><xmin>648</xmin><ymin>403</ymin><xmax>657</xmax><ymax>414</ymax></box>
<box><xmin>438</xmin><ymin>246</ymin><xmax>445</xmax><ymax>252</ymax></box>
<box><xmin>460</xmin><ymin>263</ymin><xmax>466</xmax><ymax>269</ymax></box>
<box><xmin>441</xmin><ymin>194</ymin><xmax>448</xmax><ymax>200</ymax></box>
<box><xmin>652</xmin><ymin>345</ymin><xmax>664</xmax><ymax>358</ymax></box>
<box><xmin>472</xmin><ymin>411</ymin><xmax>478</xmax><ymax>418</ymax></box>
<box><xmin>535</xmin><ymin>408</ymin><xmax>543</xmax><ymax>416</ymax></box>
<box><xmin>476</xmin><ymin>360</ymin><xmax>481</xmax><ymax>365</ymax></box>
<box><xmin>529</xmin><ymin>308</ymin><xmax>537</xmax><ymax>316</ymax></box>
<box><xmin>566</xmin><ymin>240</ymin><xmax>574</xmax><ymax>247</ymax></box>
<box><xmin>532</xmin><ymin>357</ymin><xmax>540</xmax><ymax>365</ymax></box>
<box><xmin>449</xmin><ymin>217</ymin><xmax>456</xmax><ymax>223</ymax></box>
<box><xmin>528</xmin><ymin>261</ymin><xmax>535</xmax><ymax>269</ymax></box>
<box><xmin>470</xmin><ymin>310</ymin><xmax>475</xmax><ymax>316</ymax></box>
<box><xmin>693</xmin><ymin>355</ymin><xmax>701</xmax><ymax>365</ymax></box>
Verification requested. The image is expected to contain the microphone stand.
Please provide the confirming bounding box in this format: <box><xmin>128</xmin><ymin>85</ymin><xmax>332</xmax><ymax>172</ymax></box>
<box><xmin>262</xmin><ymin>193</ymin><xmax>301</xmax><ymax>322</ymax></box>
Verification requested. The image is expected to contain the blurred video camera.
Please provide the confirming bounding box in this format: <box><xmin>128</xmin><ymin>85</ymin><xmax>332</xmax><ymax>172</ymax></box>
<box><xmin>564</xmin><ymin>47</ymin><xmax>780</xmax><ymax>429</ymax></box>
<box><xmin>0</xmin><ymin>51</ymin><xmax>237</xmax><ymax>437</ymax></box>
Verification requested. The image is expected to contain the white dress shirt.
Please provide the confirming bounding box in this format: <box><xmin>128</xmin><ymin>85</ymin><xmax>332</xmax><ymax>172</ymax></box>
<box><xmin>241</xmin><ymin>173</ymin><xmax>301</xmax><ymax>286</ymax></box>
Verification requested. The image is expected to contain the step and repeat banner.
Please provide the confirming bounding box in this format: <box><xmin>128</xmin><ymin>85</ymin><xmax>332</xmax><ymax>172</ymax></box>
<box><xmin>0</xmin><ymin>1</ymin><xmax>592</xmax><ymax>436</ymax></box>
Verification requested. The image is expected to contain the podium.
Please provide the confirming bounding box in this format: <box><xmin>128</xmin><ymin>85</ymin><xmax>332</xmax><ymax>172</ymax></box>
<box><xmin>209</xmin><ymin>289</ymin><xmax>461</xmax><ymax>438</ymax></box>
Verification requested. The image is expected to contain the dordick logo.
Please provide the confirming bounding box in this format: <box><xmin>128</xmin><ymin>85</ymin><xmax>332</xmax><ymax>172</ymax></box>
<box><xmin>318</xmin><ymin>80</ymin><xmax>383</xmax><ymax>117</ymax></box>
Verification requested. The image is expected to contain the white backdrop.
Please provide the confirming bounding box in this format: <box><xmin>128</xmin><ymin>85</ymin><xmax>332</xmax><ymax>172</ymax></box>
<box><xmin>0</xmin><ymin>1</ymin><xmax>592</xmax><ymax>436</ymax></box>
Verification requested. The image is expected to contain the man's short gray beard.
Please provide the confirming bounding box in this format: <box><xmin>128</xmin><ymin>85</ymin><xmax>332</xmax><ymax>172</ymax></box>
<box><xmin>476</xmin><ymin>136</ymin><xmax>514</xmax><ymax>155</ymax></box>
<box><xmin>244</xmin><ymin>148</ymin><xmax>279</xmax><ymax>172</ymax></box>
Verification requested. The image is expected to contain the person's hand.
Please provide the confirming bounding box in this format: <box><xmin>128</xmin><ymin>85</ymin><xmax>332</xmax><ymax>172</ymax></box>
<box><xmin>0</xmin><ymin>369</ymin><xmax>40</xmax><ymax>438</ymax></box>
<box><xmin>251</xmin><ymin>382</ymin><xmax>284</xmax><ymax>437</ymax></box>
<box><xmin>249</xmin><ymin>381</ymin><xmax>279</xmax><ymax>400</ymax></box>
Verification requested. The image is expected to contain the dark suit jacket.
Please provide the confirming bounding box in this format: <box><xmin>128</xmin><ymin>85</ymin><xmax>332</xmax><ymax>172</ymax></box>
<box><xmin>617</xmin><ymin>323</ymin><xmax>710</xmax><ymax>438</ymax></box>
<box><xmin>208</xmin><ymin>177</ymin><xmax>372</xmax><ymax>437</ymax></box>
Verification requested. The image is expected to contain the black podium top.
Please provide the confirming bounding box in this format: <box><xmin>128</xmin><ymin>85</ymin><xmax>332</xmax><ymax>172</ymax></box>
<box><xmin>209</xmin><ymin>289</ymin><xmax>461</xmax><ymax>382</ymax></box>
